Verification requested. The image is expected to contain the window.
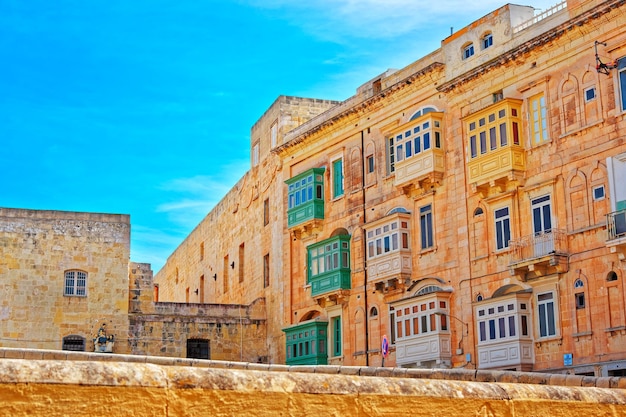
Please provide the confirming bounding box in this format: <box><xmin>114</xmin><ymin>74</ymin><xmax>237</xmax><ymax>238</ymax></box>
<box><xmin>200</xmin><ymin>242</ymin><xmax>204</xmax><ymax>261</ymax></box>
<box><xmin>252</xmin><ymin>142</ymin><xmax>260</xmax><ymax>166</ymax></box>
<box><xmin>286</xmin><ymin>167</ymin><xmax>325</xmax><ymax>228</ymax></box>
<box><xmin>270</xmin><ymin>121</ymin><xmax>278</xmax><ymax>148</ymax></box>
<box><xmin>495</xmin><ymin>207</ymin><xmax>511</xmax><ymax>250</ymax></box>
<box><xmin>263</xmin><ymin>198</ymin><xmax>270</xmax><ymax>225</ymax></box>
<box><xmin>574</xmin><ymin>279</ymin><xmax>585</xmax><ymax>309</ymax></box>
<box><xmin>476</xmin><ymin>298</ymin><xmax>530</xmax><ymax>343</ymax></box>
<box><xmin>187</xmin><ymin>338</ymin><xmax>210</xmax><ymax>359</ymax></box>
<box><xmin>239</xmin><ymin>243</ymin><xmax>245</xmax><ymax>283</ymax></box>
<box><xmin>307</xmin><ymin>234</ymin><xmax>351</xmax><ymax>297</ymax></box>
<box><xmin>593</xmin><ymin>185</ymin><xmax>605</xmax><ymax>201</ymax></box>
<box><xmin>537</xmin><ymin>292</ymin><xmax>557</xmax><ymax>338</ymax></box>
<box><xmin>532</xmin><ymin>195</ymin><xmax>552</xmax><ymax>235</ymax></box>
<box><xmin>387</xmin><ymin>137</ymin><xmax>395</xmax><ymax>173</ymax></box>
<box><xmin>463</xmin><ymin>43</ymin><xmax>475</xmax><ymax>59</ymax></box>
<box><xmin>619</xmin><ymin>57</ymin><xmax>626</xmax><ymax>112</ymax></box>
<box><xmin>223</xmin><ymin>255</ymin><xmax>229</xmax><ymax>293</ymax></box>
<box><xmin>419</xmin><ymin>204</ymin><xmax>434</xmax><ymax>250</ymax></box>
<box><xmin>284</xmin><ymin>320</ymin><xmax>328</xmax><ymax>365</ymax></box>
<box><xmin>389</xmin><ymin>307</ymin><xmax>396</xmax><ymax>344</ymax></box>
<box><xmin>393</xmin><ymin>294</ymin><xmax>449</xmax><ymax>341</ymax></box>
<box><xmin>391</xmin><ymin>112</ymin><xmax>443</xmax><ymax>167</ymax></box>
<box><xmin>467</xmin><ymin>100</ymin><xmax>521</xmax><ymax>159</ymax></box>
<box><xmin>62</xmin><ymin>335</ymin><xmax>85</xmax><ymax>351</ymax></box>
<box><xmin>308</xmin><ymin>235</ymin><xmax>351</xmax><ymax>282</ymax></box>
<box><xmin>331</xmin><ymin>316</ymin><xmax>342</xmax><ymax>357</ymax></box>
<box><xmin>366</xmin><ymin>214</ymin><xmax>410</xmax><ymax>260</ymax></box>
<box><xmin>482</xmin><ymin>33</ymin><xmax>493</xmax><ymax>50</ymax></box>
<box><xmin>529</xmin><ymin>93</ymin><xmax>549</xmax><ymax>145</ymax></box>
<box><xmin>332</xmin><ymin>158</ymin><xmax>344</xmax><ymax>198</ymax></box>
<box><xmin>584</xmin><ymin>87</ymin><xmax>596</xmax><ymax>102</ymax></box>
<box><xmin>367</xmin><ymin>155</ymin><xmax>375</xmax><ymax>173</ymax></box>
<box><xmin>64</xmin><ymin>270</ymin><xmax>87</xmax><ymax>296</ymax></box>
<box><xmin>263</xmin><ymin>253</ymin><xmax>270</xmax><ymax>288</ymax></box>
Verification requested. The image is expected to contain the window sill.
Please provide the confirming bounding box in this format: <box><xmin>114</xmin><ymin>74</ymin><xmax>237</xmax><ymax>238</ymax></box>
<box><xmin>534</xmin><ymin>336</ymin><xmax>562</xmax><ymax>347</ymax></box>
<box><xmin>572</xmin><ymin>331</ymin><xmax>592</xmax><ymax>339</ymax></box>
<box><xmin>606</xmin><ymin>326</ymin><xmax>626</xmax><ymax>336</ymax></box>
<box><xmin>419</xmin><ymin>246</ymin><xmax>437</xmax><ymax>256</ymax></box>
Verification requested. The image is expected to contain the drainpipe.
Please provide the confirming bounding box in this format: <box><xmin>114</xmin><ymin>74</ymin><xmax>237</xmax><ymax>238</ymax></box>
<box><xmin>361</xmin><ymin>129</ymin><xmax>369</xmax><ymax>366</ymax></box>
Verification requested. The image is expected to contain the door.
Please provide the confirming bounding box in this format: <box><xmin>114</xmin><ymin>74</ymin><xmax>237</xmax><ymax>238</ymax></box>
<box><xmin>531</xmin><ymin>195</ymin><xmax>553</xmax><ymax>256</ymax></box>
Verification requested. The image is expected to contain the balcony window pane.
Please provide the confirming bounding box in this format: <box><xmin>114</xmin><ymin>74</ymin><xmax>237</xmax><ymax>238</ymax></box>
<box><xmin>508</xmin><ymin>316</ymin><xmax>516</xmax><ymax>337</ymax></box>
<box><xmin>499</xmin><ymin>317</ymin><xmax>506</xmax><ymax>338</ymax></box>
<box><xmin>480</xmin><ymin>321</ymin><xmax>486</xmax><ymax>341</ymax></box>
<box><xmin>499</xmin><ymin>123</ymin><xmax>507</xmax><ymax>146</ymax></box>
<box><xmin>480</xmin><ymin>132</ymin><xmax>487</xmax><ymax>154</ymax></box>
<box><xmin>424</xmin><ymin>132</ymin><xmax>431</xmax><ymax>150</ymax></box>
<box><xmin>489</xmin><ymin>319</ymin><xmax>496</xmax><ymax>340</ymax></box>
<box><xmin>391</xmin><ymin>234</ymin><xmax>398</xmax><ymax>250</ymax></box>
<box><xmin>470</xmin><ymin>135</ymin><xmax>477</xmax><ymax>158</ymax></box>
<box><xmin>490</xmin><ymin>127</ymin><xmax>497</xmax><ymax>150</ymax></box>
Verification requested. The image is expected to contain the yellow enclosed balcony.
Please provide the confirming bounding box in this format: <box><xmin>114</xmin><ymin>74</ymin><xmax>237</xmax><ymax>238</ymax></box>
<box><xmin>391</xmin><ymin>112</ymin><xmax>445</xmax><ymax>194</ymax></box>
<box><xmin>464</xmin><ymin>99</ymin><xmax>526</xmax><ymax>196</ymax></box>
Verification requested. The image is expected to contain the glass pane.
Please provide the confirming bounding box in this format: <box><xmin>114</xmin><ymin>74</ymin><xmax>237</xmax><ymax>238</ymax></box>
<box><xmin>391</xmin><ymin>234</ymin><xmax>398</xmax><ymax>251</ymax></box>
<box><xmin>499</xmin><ymin>123</ymin><xmax>507</xmax><ymax>146</ymax></box>
<box><xmin>424</xmin><ymin>132</ymin><xmax>430</xmax><ymax>150</ymax></box>
<box><xmin>489</xmin><ymin>319</ymin><xmax>496</xmax><ymax>340</ymax></box>
<box><xmin>490</xmin><ymin>127</ymin><xmax>497</xmax><ymax>150</ymax></box>
<box><xmin>509</xmin><ymin>316</ymin><xmax>516</xmax><ymax>337</ymax></box>
<box><xmin>499</xmin><ymin>317</ymin><xmax>506</xmax><ymax>338</ymax></box>
<box><xmin>480</xmin><ymin>321</ymin><xmax>486</xmax><ymax>341</ymax></box>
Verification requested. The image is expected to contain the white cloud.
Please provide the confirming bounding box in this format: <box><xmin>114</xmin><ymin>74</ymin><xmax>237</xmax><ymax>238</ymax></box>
<box><xmin>244</xmin><ymin>0</ymin><xmax>564</xmax><ymax>41</ymax></box>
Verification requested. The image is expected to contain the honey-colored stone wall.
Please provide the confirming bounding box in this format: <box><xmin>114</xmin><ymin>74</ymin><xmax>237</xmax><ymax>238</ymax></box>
<box><xmin>0</xmin><ymin>208</ymin><xmax>130</xmax><ymax>353</ymax></box>
<box><xmin>2</xmin><ymin>356</ymin><xmax>626</xmax><ymax>417</ymax></box>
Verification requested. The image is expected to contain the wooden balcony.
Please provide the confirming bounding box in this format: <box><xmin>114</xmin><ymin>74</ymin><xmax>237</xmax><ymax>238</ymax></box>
<box><xmin>477</xmin><ymin>339</ymin><xmax>534</xmax><ymax>370</ymax></box>
<box><xmin>464</xmin><ymin>98</ymin><xmax>526</xmax><ymax>197</ymax></box>
<box><xmin>395</xmin><ymin>332</ymin><xmax>452</xmax><ymax>368</ymax></box>
<box><xmin>508</xmin><ymin>229</ymin><xmax>569</xmax><ymax>279</ymax></box>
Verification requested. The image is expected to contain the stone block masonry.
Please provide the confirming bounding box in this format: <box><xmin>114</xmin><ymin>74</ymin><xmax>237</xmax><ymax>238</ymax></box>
<box><xmin>1</xmin><ymin>356</ymin><xmax>626</xmax><ymax>416</ymax></box>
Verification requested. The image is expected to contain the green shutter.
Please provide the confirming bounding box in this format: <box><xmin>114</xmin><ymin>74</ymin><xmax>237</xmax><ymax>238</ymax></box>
<box><xmin>332</xmin><ymin>159</ymin><xmax>344</xmax><ymax>197</ymax></box>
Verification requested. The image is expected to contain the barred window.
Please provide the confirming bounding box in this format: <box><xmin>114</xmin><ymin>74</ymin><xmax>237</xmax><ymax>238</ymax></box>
<box><xmin>62</xmin><ymin>335</ymin><xmax>86</xmax><ymax>351</ymax></box>
<box><xmin>64</xmin><ymin>270</ymin><xmax>87</xmax><ymax>296</ymax></box>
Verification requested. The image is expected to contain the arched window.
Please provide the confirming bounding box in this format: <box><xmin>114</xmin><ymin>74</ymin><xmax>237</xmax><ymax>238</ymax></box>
<box><xmin>64</xmin><ymin>270</ymin><xmax>87</xmax><ymax>296</ymax></box>
<box><xmin>474</xmin><ymin>207</ymin><xmax>484</xmax><ymax>216</ymax></box>
<box><xmin>409</xmin><ymin>106</ymin><xmax>437</xmax><ymax>121</ymax></box>
<box><xmin>416</xmin><ymin>285</ymin><xmax>443</xmax><ymax>296</ymax></box>
<box><xmin>481</xmin><ymin>32</ymin><xmax>493</xmax><ymax>50</ymax></box>
<box><xmin>476</xmin><ymin>293</ymin><xmax>484</xmax><ymax>302</ymax></box>
<box><xmin>574</xmin><ymin>279</ymin><xmax>585</xmax><ymax>309</ymax></box>
<box><xmin>462</xmin><ymin>42</ymin><xmax>475</xmax><ymax>60</ymax></box>
<box><xmin>369</xmin><ymin>306</ymin><xmax>379</xmax><ymax>317</ymax></box>
<box><xmin>607</xmin><ymin>271</ymin><xmax>618</xmax><ymax>282</ymax></box>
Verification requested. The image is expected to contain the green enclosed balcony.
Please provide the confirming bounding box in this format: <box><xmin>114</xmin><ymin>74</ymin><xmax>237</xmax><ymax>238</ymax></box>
<box><xmin>307</xmin><ymin>234</ymin><xmax>351</xmax><ymax>299</ymax></box>
<box><xmin>283</xmin><ymin>318</ymin><xmax>328</xmax><ymax>365</ymax></box>
<box><xmin>286</xmin><ymin>168</ymin><xmax>325</xmax><ymax>230</ymax></box>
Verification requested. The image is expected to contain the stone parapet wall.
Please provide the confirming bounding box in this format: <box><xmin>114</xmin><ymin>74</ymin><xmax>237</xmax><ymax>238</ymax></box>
<box><xmin>2</xmin><ymin>348</ymin><xmax>626</xmax><ymax>390</ymax></box>
<box><xmin>2</xmin><ymin>356</ymin><xmax>626</xmax><ymax>416</ymax></box>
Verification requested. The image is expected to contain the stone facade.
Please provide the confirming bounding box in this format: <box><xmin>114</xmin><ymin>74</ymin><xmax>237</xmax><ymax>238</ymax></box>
<box><xmin>0</xmin><ymin>210</ymin><xmax>267</xmax><ymax>362</ymax></box>
<box><xmin>156</xmin><ymin>0</ymin><xmax>626</xmax><ymax>376</ymax></box>
<box><xmin>0</xmin><ymin>208</ymin><xmax>131</xmax><ymax>352</ymax></box>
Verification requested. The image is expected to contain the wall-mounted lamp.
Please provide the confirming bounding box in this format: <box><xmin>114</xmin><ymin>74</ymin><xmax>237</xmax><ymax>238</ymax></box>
<box><xmin>194</xmin><ymin>288</ymin><xmax>199</xmax><ymax>295</ymax></box>
<box><xmin>230</xmin><ymin>261</ymin><xmax>235</xmax><ymax>269</ymax></box>
<box><xmin>595</xmin><ymin>41</ymin><xmax>618</xmax><ymax>75</ymax></box>
<box><xmin>213</xmin><ymin>273</ymin><xmax>217</xmax><ymax>281</ymax></box>
<box><xmin>435</xmin><ymin>312</ymin><xmax>469</xmax><ymax>335</ymax></box>
<box><xmin>435</xmin><ymin>312</ymin><xmax>469</xmax><ymax>357</ymax></box>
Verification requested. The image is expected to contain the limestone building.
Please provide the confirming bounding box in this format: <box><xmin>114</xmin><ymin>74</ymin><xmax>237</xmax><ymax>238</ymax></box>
<box><xmin>156</xmin><ymin>0</ymin><xmax>626</xmax><ymax>376</ymax></box>
<box><xmin>0</xmin><ymin>209</ymin><xmax>267</xmax><ymax>362</ymax></box>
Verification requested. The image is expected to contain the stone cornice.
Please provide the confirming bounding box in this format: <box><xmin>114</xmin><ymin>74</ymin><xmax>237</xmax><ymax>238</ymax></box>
<box><xmin>437</xmin><ymin>0</ymin><xmax>626</xmax><ymax>93</ymax></box>
<box><xmin>273</xmin><ymin>62</ymin><xmax>445</xmax><ymax>157</ymax></box>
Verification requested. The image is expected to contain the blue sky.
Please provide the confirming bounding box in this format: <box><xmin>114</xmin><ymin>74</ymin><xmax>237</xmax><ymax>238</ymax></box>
<box><xmin>0</xmin><ymin>0</ymin><xmax>559</xmax><ymax>272</ymax></box>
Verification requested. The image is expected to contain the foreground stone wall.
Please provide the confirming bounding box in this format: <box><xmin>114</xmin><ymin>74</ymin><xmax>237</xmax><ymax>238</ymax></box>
<box><xmin>1</xmin><ymin>356</ymin><xmax>626</xmax><ymax>416</ymax></box>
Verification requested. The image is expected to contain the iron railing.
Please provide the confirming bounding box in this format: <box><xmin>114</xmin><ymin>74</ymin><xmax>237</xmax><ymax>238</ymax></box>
<box><xmin>509</xmin><ymin>229</ymin><xmax>567</xmax><ymax>264</ymax></box>
<box><xmin>607</xmin><ymin>209</ymin><xmax>626</xmax><ymax>241</ymax></box>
